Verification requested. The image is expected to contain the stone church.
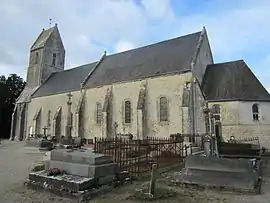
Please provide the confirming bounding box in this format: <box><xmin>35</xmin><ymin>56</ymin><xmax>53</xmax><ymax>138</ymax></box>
<box><xmin>10</xmin><ymin>24</ymin><xmax>270</xmax><ymax>147</ymax></box>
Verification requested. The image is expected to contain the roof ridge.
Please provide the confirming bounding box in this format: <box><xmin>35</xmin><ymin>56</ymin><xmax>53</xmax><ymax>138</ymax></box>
<box><xmin>30</xmin><ymin>26</ymin><xmax>56</xmax><ymax>51</ymax></box>
<box><xmin>54</xmin><ymin>61</ymin><xmax>98</xmax><ymax>74</ymax></box>
<box><xmin>105</xmin><ymin>31</ymin><xmax>202</xmax><ymax>58</ymax></box>
<box><xmin>81</xmin><ymin>51</ymin><xmax>107</xmax><ymax>88</ymax></box>
<box><xmin>191</xmin><ymin>27</ymin><xmax>207</xmax><ymax>70</ymax></box>
<box><xmin>32</xmin><ymin>29</ymin><xmax>203</xmax><ymax>97</ymax></box>
<box><xmin>203</xmin><ymin>59</ymin><xmax>270</xmax><ymax>101</ymax></box>
<box><xmin>209</xmin><ymin>59</ymin><xmax>244</xmax><ymax>66</ymax></box>
<box><xmin>38</xmin><ymin>30</ymin><xmax>202</xmax><ymax>76</ymax></box>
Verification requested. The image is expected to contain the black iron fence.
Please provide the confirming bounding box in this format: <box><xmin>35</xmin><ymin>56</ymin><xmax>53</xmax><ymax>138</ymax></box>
<box><xmin>93</xmin><ymin>136</ymin><xmax>190</xmax><ymax>176</ymax></box>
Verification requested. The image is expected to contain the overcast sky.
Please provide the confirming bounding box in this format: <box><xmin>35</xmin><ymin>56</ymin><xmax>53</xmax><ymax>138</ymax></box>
<box><xmin>0</xmin><ymin>0</ymin><xmax>270</xmax><ymax>92</ymax></box>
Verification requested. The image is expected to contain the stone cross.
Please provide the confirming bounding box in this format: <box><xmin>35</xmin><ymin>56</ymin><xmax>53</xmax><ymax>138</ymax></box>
<box><xmin>65</xmin><ymin>92</ymin><xmax>73</xmax><ymax>138</ymax></box>
<box><xmin>43</xmin><ymin>126</ymin><xmax>48</xmax><ymax>136</ymax></box>
<box><xmin>203</xmin><ymin>103</ymin><xmax>212</xmax><ymax>156</ymax></box>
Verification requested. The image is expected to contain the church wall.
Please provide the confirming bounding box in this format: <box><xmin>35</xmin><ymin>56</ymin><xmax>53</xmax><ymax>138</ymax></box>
<box><xmin>42</xmin><ymin>31</ymin><xmax>65</xmax><ymax>84</ymax></box>
<box><xmin>83</xmin><ymin>80</ymin><xmax>144</xmax><ymax>139</ymax></box>
<box><xmin>82</xmin><ymin>72</ymin><xmax>196</xmax><ymax>140</ymax></box>
<box><xmin>208</xmin><ymin>101</ymin><xmax>240</xmax><ymax>141</ymax></box>
<box><xmin>208</xmin><ymin>101</ymin><xmax>270</xmax><ymax>148</ymax></box>
<box><xmin>194</xmin><ymin>82</ymin><xmax>206</xmax><ymax>135</ymax></box>
<box><xmin>238</xmin><ymin>101</ymin><xmax>270</xmax><ymax>124</ymax></box>
<box><xmin>237</xmin><ymin>101</ymin><xmax>270</xmax><ymax>148</ymax></box>
<box><xmin>208</xmin><ymin>101</ymin><xmax>240</xmax><ymax>126</ymax></box>
<box><xmin>112</xmin><ymin>80</ymin><xmax>142</xmax><ymax>137</ymax></box>
<box><xmin>27</xmin><ymin>49</ymin><xmax>44</xmax><ymax>87</ymax></box>
<box><xmin>84</xmin><ymin>86</ymin><xmax>109</xmax><ymax>138</ymax></box>
<box><xmin>185</xmin><ymin>80</ymin><xmax>206</xmax><ymax>146</ymax></box>
<box><xmin>26</xmin><ymin>28</ymin><xmax>65</xmax><ymax>87</ymax></box>
<box><xmin>192</xmin><ymin>32</ymin><xmax>213</xmax><ymax>85</ymax></box>
<box><xmin>146</xmin><ymin>72</ymin><xmax>193</xmax><ymax>138</ymax></box>
<box><xmin>26</xmin><ymin>91</ymin><xmax>81</xmax><ymax>137</ymax></box>
<box><xmin>25</xmin><ymin>72</ymin><xmax>209</xmax><ymax>141</ymax></box>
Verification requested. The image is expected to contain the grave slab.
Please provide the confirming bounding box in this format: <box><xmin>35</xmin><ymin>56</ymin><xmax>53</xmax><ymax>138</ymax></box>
<box><xmin>185</xmin><ymin>155</ymin><xmax>254</xmax><ymax>173</ymax></box>
<box><xmin>175</xmin><ymin>171</ymin><xmax>258</xmax><ymax>192</ymax></box>
<box><xmin>28</xmin><ymin>170</ymin><xmax>95</xmax><ymax>192</ymax></box>
<box><xmin>45</xmin><ymin>160</ymin><xmax>119</xmax><ymax>178</ymax></box>
<box><xmin>50</xmin><ymin>148</ymin><xmax>113</xmax><ymax>165</ymax></box>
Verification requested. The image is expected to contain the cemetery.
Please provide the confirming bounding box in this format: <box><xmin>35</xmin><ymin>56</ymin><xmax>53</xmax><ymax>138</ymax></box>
<box><xmin>20</xmin><ymin>102</ymin><xmax>270</xmax><ymax>202</ymax></box>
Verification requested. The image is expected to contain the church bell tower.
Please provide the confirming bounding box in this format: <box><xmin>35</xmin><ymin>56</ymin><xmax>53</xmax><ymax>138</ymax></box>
<box><xmin>26</xmin><ymin>23</ymin><xmax>65</xmax><ymax>87</ymax></box>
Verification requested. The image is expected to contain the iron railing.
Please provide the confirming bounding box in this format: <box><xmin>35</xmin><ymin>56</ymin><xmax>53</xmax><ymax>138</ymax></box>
<box><xmin>94</xmin><ymin>136</ymin><xmax>191</xmax><ymax>176</ymax></box>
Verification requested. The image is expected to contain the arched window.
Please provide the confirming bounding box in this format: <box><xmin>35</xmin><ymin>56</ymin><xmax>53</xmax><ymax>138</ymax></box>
<box><xmin>96</xmin><ymin>102</ymin><xmax>102</xmax><ymax>124</ymax></box>
<box><xmin>47</xmin><ymin>110</ymin><xmax>51</xmax><ymax>127</ymax></box>
<box><xmin>159</xmin><ymin>97</ymin><xmax>168</xmax><ymax>122</ymax></box>
<box><xmin>35</xmin><ymin>52</ymin><xmax>39</xmax><ymax>64</ymax></box>
<box><xmin>252</xmin><ymin>104</ymin><xmax>259</xmax><ymax>121</ymax></box>
<box><xmin>124</xmin><ymin>100</ymin><xmax>131</xmax><ymax>124</ymax></box>
<box><xmin>212</xmin><ymin>104</ymin><xmax>221</xmax><ymax>121</ymax></box>
<box><xmin>52</xmin><ymin>53</ymin><xmax>56</xmax><ymax>66</ymax></box>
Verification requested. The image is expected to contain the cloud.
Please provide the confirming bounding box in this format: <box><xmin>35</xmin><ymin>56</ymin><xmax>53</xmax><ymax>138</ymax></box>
<box><xmin>141</xmin><ymin>0</ymin><xmax>175</xmax><ymax>20</ymax></box>
<box><xmin>167</xmin><ymin>1</ymin><xmax>270</xmax><ymax>62</ymax></box>
<box><xmin>0</xmin><ymin>0</ymin><xmax>269</xmax><ymax>93</ymax></box>
<box><xmin>114</xmin><ymin>40</ymin><xmax>135</xmax><ymax>53</ymax></box>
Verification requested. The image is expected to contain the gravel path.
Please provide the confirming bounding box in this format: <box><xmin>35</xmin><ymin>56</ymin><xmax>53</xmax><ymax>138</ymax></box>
<box><xmin>0</xmin><ymin>141</ymin><xmax>45</xmax><ymax>203</ymax></box>
<box><xmin>1</xmin><ymin>140</ymin><xmax>270</xmax><ymax>203</ymax></box>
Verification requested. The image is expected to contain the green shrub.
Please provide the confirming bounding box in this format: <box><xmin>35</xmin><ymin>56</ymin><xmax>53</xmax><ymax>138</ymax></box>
<box><xmin>31</xmin><ymin>163</ymin><xmax>45</xmax><ymax>172</ymax></box>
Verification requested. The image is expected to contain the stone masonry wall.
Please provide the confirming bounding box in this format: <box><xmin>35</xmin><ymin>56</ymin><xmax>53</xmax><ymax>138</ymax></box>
<box><xmin>145</xmin><ymin>73</ymin><xmax>193</xmax><ymax>138</ymax></box>
<box><xmin>209</xmin><ymin>101</ymin><xmax>270</xmax><ymax>148</ymax></box>
<box><xmin>26</xmin><ymin>91</ymin><xmax>81</xmax><ymax>138</ymax></box>
<box><xmin>27</xmin><ymin>72</ymin><xmax>205</xmax><ymax>140</ymax></box>
<box><xmin>83</xmin><ymin>72</ymin><xmax>195</xmax><ymax>138</ymax></box>
<box><xmin>192</xmin><ymin>30</ymin><xmax>214</xmax><ymax>85</ymax></box>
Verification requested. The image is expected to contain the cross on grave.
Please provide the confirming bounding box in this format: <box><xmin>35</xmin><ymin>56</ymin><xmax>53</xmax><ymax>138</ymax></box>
<box><xmin>43</xmin><ymin>126</ymin><xmax>48</xmax><ymax>136</ymax></box>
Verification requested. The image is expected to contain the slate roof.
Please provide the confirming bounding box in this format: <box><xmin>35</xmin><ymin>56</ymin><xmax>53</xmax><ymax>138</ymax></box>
<box><xmin>17</xmin><ymin>86</ymin><xmax>40</xmax><ymax>103</ymax></box>
<box><xmin>84</xmin><ymin>31</ymin><xmax>201</xmax><ymax>88</ymax></box>
<box><xmin>31</xmin><ymin>27</ymin><xmax>55</xmax><ymax>51</ymax></box>
<box><xmin>32</xmin><ymin>62</ymin><xmax>97</xmax><ymax>98</ymax></box>
<box><xmin>202</xmin><ymin>60</ymin><xmax>270</xmax><ymax>101</ymax></box>
<box><xmin>32</xmin><ymin>31</ymin><xmax>202</xmax><ymax>98</ymax></box>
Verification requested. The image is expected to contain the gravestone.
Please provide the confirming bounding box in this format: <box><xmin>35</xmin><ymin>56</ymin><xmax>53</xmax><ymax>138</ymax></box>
<box><xmin>74</xmin><ymin>137</ymin><xmax>83</xmax><ymax>147</ymax></box>
<box><xmin>60</xmin><ymin>135</ymin><xmax>74</xmax><ymax>148</ymax></box>
<box><xmin>26</xmin><ymin>148</ymin><xmax>127</xmax><ymax>200</ymax></box>
<box><xmin>176</xmin><ymin>155</ymin><xmax>261</xmax><ymax>193</ymax></box>
<box><xmin>38</xmin><ymin>139</ymin><xmax>54</xmax><ymax>151</ymax></box>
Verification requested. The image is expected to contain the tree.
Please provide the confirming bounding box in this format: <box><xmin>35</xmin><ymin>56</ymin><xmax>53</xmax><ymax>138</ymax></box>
<box><xmin>0</xmin><ymin>74</ymin><xmax>25</xmax><ymax>139</ymax></box>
